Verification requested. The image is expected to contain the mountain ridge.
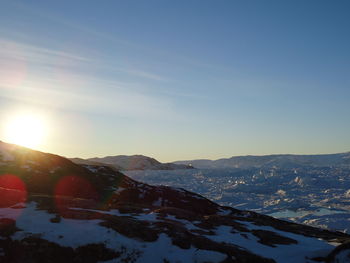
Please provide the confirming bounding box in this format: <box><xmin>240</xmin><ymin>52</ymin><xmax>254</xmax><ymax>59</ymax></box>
<box><xmin>72</xmin><ymin>154</ymin><xmax>194</xmax><ymax>171</ymax></box>
<box><xmin>174</xmin><ymin>152</ymin><xmax>350</xmax><ymax>169</ymax></box>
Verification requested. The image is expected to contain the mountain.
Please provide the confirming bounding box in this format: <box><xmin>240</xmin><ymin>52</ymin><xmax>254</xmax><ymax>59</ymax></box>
<box><xmin>69</xmin><ymin>157</ymin><xmax>124</xmax><ymax>170</ymax></box>
<box><xmin>73</xmin><ymin>155</ymin><xmax>194</xmax><ymax>171</ymax></box>
<box><xmin>174</xmin><ymin>152</ymin><xmax>350</xmax><ymax>169</ymax></box>
<box><xmin>0</xmin><ymin>140</ymin><xmax>350</xmax><ymax>262</ymax></box>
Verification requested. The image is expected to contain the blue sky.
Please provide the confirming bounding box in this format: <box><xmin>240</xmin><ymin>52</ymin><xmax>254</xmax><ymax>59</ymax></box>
<box><xmin>0</xmin><ymin>0</ymin><xmax>349</xmax><ymax>161</ymax></box>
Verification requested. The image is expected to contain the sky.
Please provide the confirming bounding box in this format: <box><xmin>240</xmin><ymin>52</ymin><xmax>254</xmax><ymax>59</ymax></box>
<box><xmin>0</xmin><ymin>0</ymin><xmax>349</xmax><ymax>162</ymax></box>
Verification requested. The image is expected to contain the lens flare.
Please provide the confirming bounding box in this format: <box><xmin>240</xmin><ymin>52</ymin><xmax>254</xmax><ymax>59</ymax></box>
<box><xmin>54</xmin><ymin>175</ymin><xmax>98</xmax><ymax>218</ymax></box>
<box><xmin>0</xmin><ymin>174</ymin><xmax>27</xmax><ymax>207</ymax></box>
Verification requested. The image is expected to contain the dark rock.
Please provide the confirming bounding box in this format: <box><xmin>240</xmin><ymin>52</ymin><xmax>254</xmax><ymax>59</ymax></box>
<box><xmin>251</xmin><ymin>229</ymin><xmax>298</xmax><ymax>247</ymax></box>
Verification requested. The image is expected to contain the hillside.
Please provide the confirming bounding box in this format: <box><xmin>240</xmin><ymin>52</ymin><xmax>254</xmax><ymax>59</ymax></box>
<box><xmin>0</xmin><ymin>141</ymin><xmax>350</xmax><ymax>262</ymax></box>
<box><xmin>74</xmin><ymin>155</ymin><xmax>194</xmax><ymax>171</ymax></box>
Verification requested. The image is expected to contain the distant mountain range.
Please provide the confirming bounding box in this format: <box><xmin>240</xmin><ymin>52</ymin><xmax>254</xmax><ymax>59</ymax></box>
<box><xmin>174</xmin><ymin>152</ymin><xmax>350</xmax><ymax>169</ymax></box>
<box><xmin>71</xmin><ymin>152</ymin><xmax>350</xmax><ymax>171</ymax></box>
<box><xmin>70</xmin><ymin>155</ymin><xmax>194</xmax><ymax>171</ymax></box>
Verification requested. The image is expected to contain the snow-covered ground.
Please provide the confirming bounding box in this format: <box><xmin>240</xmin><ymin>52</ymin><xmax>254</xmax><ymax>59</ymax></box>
<box><xmin>125</xmin><ymin>168</ymin><xmax>350</xmax><ymax>233</ymax></box>
<box><xmin>1</xmin><ymin>202</ymin><xmax>228</xmax><ymax>263</ymax></box>
<box><xmin>206</xmin><ymin>222</ymin><xmax>335</xmax><ymax>263</ymax></box>
<box><xmin>0</xmin><ymin>202</ymin><xmax>342</xmax><ymax>263</ymax></box>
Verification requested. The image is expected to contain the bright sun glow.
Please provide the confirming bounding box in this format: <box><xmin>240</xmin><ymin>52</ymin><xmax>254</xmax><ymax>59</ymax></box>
<box><xmin>4</xmin><ymin>114</ymin><xmax>47</xmax><ymax>149</ymax></box>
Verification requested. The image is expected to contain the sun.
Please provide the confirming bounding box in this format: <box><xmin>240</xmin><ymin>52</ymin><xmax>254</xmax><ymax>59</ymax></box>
<box><xmin>4</xmin><ymin>114</ymin><xmax>47</xmax><ymax>149</ymax></box>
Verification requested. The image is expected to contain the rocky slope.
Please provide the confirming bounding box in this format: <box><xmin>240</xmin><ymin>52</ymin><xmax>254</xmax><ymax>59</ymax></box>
<box><xmin>72</xmin><ymin>155</ymin><xmax>193</xmax><ymax>171</ymax></box>
<box><xmin>0</xmin><ymin>141</ymin><xmax>350</xmax><ymax>263</ymax></box>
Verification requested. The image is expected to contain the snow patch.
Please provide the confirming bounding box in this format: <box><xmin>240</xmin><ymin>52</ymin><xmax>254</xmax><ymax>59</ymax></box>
<box><xmin>6</xmin><ymin>202</ymin><xmax>228</xmax><ymax>263</ymax></box>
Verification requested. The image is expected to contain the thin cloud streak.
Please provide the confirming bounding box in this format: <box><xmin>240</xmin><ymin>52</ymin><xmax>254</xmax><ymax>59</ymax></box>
<box><xmin>0</xmin><ymin>39</ymin><xmax>89</xmax><ymax>63</ymax></box>
<box><xmin>3</xmin><ymin>1</ymin><xmax>227</xmax><ymax>76</ymax></box>
<box><xmin>0</xmin><ymin>37</ymin><xmax>166</xmax><ymax>83</ymax></box>
<box><xmin>0</xmin><ymin>37</ymin><xmax>180</xmax><ymax>120</ymax></box>
<box><xmin>0</xmin><ymin>83</ymin><xmax>180</xmax><ymax>120</ymax></box>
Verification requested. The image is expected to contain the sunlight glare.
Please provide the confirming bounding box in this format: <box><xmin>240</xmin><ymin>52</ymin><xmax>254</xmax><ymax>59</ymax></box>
<box><xmin>4</xmin><ymin>114</ymin><xmax>47</xmax><ymax>149</ymax></box>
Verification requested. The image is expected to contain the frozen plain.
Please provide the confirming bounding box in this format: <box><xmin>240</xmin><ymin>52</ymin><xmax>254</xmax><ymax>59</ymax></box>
<box><xmin>125</xmin><ymin>167</ymin><xmax>350</xmax><ymax>233</ymax></box>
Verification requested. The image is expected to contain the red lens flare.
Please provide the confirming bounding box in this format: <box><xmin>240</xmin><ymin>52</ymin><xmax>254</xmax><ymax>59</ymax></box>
<box><xmin>0</xmin><ymin>174</ymin><xmax>27</xmax><ymax>222</ymax></box>
<box><xmin>0</xmin><ymin>174</ymin><xmax>27</xmax><ymax>207</ymax></box>
<box><xmin>54</xmin><ymin>175</ymin><xmax>99</xmax><ymax>218</ymax></box>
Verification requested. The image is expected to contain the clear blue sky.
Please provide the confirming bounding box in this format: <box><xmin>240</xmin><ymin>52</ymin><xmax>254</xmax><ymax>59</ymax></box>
<box><xmin>0</xmin><ymin>0</ymin><xmax>349</xmax><ymax>162</ymax></box>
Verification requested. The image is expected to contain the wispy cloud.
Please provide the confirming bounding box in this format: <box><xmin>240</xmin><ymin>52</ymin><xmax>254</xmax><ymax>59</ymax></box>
<box><xmin>0</xmin><ymin>39</ymin><xmax>89</xmax><ymax>63</ymax></box>
<box><xmin>0</xmin><ymin>37</ymin><xmax>178</xmax><ymax>120</ymax></box>
<box><xmin>2</xmin><ymin>1</ymin><xmax>226</xmax><ymax>75</ymax></box>
<box><xmin>0</xmin><ymin>37</ymin><xmax>166</xmax><ymax>82</ymax></box>
<box><xmin>0</xmin><ymin>83</ymin><xmax>175</xmax><ymax>119</ymax></box>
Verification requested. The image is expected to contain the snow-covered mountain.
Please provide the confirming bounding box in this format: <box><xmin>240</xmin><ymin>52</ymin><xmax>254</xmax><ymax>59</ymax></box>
<box><xmin>72</xmin><ymin>155</ymin><xmax>193</xmax><ymax>171</ymax></box>
<box><xmin>1</xmin><ymin>140</ymin><xmax>349</xmax><ymax>262</ymax></box>
<box><xmin>174</xmin><ymin>152</ymin><xmax>350</xmax><ymax>169</ymax></box>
